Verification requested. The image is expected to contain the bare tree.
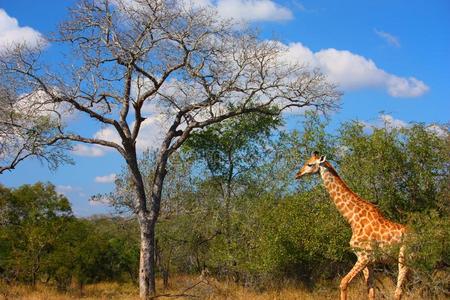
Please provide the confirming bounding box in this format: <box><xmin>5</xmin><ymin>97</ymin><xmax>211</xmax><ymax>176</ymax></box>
<box><xmin>0</xmin><ymin>0</ymin><xmax>340</xmax><ymax>298</ymax></box>
<box><xmin>0</xmin><ymin>83</ymin><xmax>71</xmax><ymax>174</ymax></box>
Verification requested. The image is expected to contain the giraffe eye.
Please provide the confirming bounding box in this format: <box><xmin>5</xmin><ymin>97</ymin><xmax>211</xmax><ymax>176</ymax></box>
<box><xmin>307</xmin><ymin>164</ymin><xmax>314</xmax><ymax>167</ymax></box>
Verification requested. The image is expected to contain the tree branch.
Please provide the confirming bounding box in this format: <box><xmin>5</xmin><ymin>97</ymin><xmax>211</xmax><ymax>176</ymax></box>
<box><xmin>53</xmin><ymin>134</ymin><xmax>126</xmax><ymax>157</ymax></box>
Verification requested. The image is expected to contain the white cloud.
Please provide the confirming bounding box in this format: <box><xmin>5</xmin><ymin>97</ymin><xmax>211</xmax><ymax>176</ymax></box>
<box><xmin>94</xmin><ymin>173</ymin><xmax>117</xmax><ymax>183</ymax></box>
<box><xmin>94</xmin><ymin>127</ymin><xmax>122</xmax><ymax>145</ymax></box>
<box><xmin>89</xmin><ymin>196</ymin><xmax>113</xmax><ymax>206</ymax></box>
<box><xmin>71</xmin><ymin>144</ymin><xmax>106</xmax><ymax>157</ymax></box>
<box><xmin>374</xmin><ymin>29</ymin><xmax>400</xmax><ymax>48</ymax></box>
<box><xmin>56</xmin><ymin>185</ymin><xmax>85</xmax><ymax>198</ymax></box>
<box><xmin>176</xmin><ymin>0</ymin><xmax>293</xmax><ymax>22</ymax></box>
<box><xmin>216</xmin><ymin>0</ymin><xmax>293</xmax><ymax>22</ymax></box>
<box><xmin>15</xmin><ymin>89</ymin><xmax>77</xmax><ymax>123</ymax></box>
<box><xmin>386</xmin><ymin>76</ymin><xmax>429</xmax><ymax>98</ymax></box>
<box><xmin>283</xmin><ymin>42</ymin><xmax>429</xmax><ymax>98</ymax></box>
<box><xmin>187</xmin><ymin>0</ymin><xmax>214</xmax><ymax>8</ymax></box>
<box><xmin>72</xmin><ymin>98</ymin><xmax>167</xmax><ymax>157</ymax></box>
<box><xmin>379</xmin><ymin>114</ymin><xmax>408</xmax><ymax>129</ymax></box>
<box><xmin>93</xmin><ymin>113</ymin><xmax>166</xmax><ymax>153</ymax></box>
<box><xmin>0</xmin><ymin>9</ymin><xmax>45</xmax><ymax>51</ymax></box>
<box><xmin>315</xmin><ymin>48</ymin><xmax>386</xmax><ymax>90</ymax></box>
<box><xmin>95</xmin><ymin>77</ymin><xmax>170</xmax><ymax>152</ymax></box>
<box><xmin>56</xmin><ymin>185</ymin><xmax>75</xmax><ymax>194</ymax></box>
<box><xmin>121</xmin><ymin>0</ymin><xmax>293</xmax><ymax>23</ymax></box>
<box><xmin>360</xmin><ymin>114</ymin><xmax>408</xmax><ymax>133</ymax></box>
<box><xmin>426</xmin><ymin>125</ymin><xmax>448</xmax><ymax>138</ymax></box>
<box><xmin>362</xmin><ymin>116</ymin><xmax>448</xmax><ymax>139</ymax></box>
<box><xmin>134</xmin><ymin>116</ymin><xmax>167</xmax><ymax>150</ymax></box>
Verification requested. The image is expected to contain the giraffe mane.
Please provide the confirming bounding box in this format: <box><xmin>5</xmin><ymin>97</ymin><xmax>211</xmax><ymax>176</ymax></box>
<box><xmin>322</xmin><ymin>161</ymin><xmax>339</xmax><ymax>177</ymax></box>
<box><xmin>322</xmin><ymin>161</ymin><xmax>380</xmax><ymax>211</ymax></box>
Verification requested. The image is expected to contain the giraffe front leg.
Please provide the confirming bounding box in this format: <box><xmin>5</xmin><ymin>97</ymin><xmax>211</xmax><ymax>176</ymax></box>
<box><xmin>394</xmin><ymin>245</ymin><xmax>408</xmax><ymax>300</ymax></box>
<box><xmin>340</xmin><ymin>256</ymin><xmax>369</xmax><ymax>300</ymax></box>
<box><xmin>363</xmin><ymin>265</ymin><xmax>375</xmax><ymax>300</ymax></box>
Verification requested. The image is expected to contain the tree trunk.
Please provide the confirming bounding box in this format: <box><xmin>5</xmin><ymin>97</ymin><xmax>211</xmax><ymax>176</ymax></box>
<box><xmin>139</xmin><ymin>216</ymin><xmax>156</xmax><ymax>299</ymax></box>
<box><xmin>127</xmin><ymin>133</ymin><xmax>171</xmax><ymax>299</ymax></box>
<box><xmin>124</xmin><ymin>147</ymin><xmax>158</xmax><ymax>299</ymax></box>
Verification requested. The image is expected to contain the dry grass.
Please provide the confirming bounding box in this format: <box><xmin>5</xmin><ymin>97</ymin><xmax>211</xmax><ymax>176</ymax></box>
<box><xmin>0</xmin><ymin>275</ymin><xmax>446</xmax><ymax>300</ymax></box>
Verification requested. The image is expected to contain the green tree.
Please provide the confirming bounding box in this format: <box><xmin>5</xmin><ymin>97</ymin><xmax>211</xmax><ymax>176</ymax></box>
<box><xmin>101</xmin><ymin>113</ymin><xmax>448</xmax><ymax>296</ymax></box>
<box><xmin>0</xmin><ymin>183</ymin><xmax>72</xmax><ymax>285</ymax></box>
<box><xmin>182</xmin><ymin>112</ymin><xmax>281</xmax><ymax>277</ymax></box>
<box><xmin>338</xmin><ymin>120</ymin><xmax>448</xmax><ymax>221</ymax></box>
<box><xmin>1</xmin><ymin>0</ymin><xmax>339</xmax><ymax>296</ymax></box>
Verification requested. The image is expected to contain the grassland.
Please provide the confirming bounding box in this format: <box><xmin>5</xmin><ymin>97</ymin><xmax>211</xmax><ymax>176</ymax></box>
<box><xmin>1</xmin><ymin>275</ymin><xmax>445</xmax><ymax>300</ymax></box>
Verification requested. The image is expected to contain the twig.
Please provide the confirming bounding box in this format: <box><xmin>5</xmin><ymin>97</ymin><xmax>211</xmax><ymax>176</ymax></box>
<box><xmin>149</xmin><ymin>292</ymin><xmax>198</xmax><ymax>299</ymax></box>
<box><xmin>149</xmin><ymin>280</ymin><xmax>204</xmax><ymax>299</ymax></box>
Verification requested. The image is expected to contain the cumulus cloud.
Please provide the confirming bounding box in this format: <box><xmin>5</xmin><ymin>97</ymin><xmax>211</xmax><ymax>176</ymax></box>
<box><xmin>119</xmin><ymin>0</ymin><xmax>293</xmax><ymax>23</ymax></box>
<box><xmin>152</xmin><ymin>0</ymin><xmax>293</xmax><ymax>23</ymax></box>
<box><xmin>386</xmin><ymin>76</ymin><xmax>429</xmax><ymax>98</ymax></box>
<box><xmin>283</xmin><ymin>42</ymin><xmax>428</xmax><ymax>98</ymax></box>
<box><xmin>94</xmin><ymin>173</ymin><xmax>117</xmax><ymax>183</ymax></box>
<box><xmin>94</xmin><ymin>127</ymin><xmax>121</xmax><ymax>145</ymax></box>
<box><xmin>426</xmin><ymin>125</ymin><xmax>448</xmax><ymax>138</ymax></box>
<box><xmin>134</xmin><ymin>116</ymin><xmax>167</xmax><ymax>150</ymax></box>
<box><xmin>93</xmin><ymin>115</ymin><xmax>166</xmax><ymax>152</ymax></box>
<box><xmin>363</xmin><ymin>116</ymin><xmax>448</xmax><ymax>139</ymax></box>
<box><xmin>70</xmin><ymin>100</ymin><xmax>167</xmax><ymax>157</ymax></box>
<box><xmin>89</xmin><ymin>196</ymin><xmax>113</xmax><ymax>206</ymax></box>
<box><xmin>216</xmin><ymin>0</ymin><xmax>293</xmax><ymax>22</ymax></box>
<box><xmin>56</xmin><ymin>185</ymin><xmax>86</xmax><ymax>197</ymax></box>
<box><xmin>56</xmin><ymin>185</ymin><xmax>75</xmax><ymax>194</ymax></box>
<box><xmin>374</xmin><ymin>29</ymin><xmax>400</xmax><ymax>48</ymax></box>
<box><xmin>0</xmin><ymin>9</ymin><xmax>45</xmax><ymax>51</ymax></box>
<box><xmin>71</xmin><ymin>144</ymin><xmax>106</xmax><ymax>157</ymax></box>
<box><xmin>14</xmin><ymin>89</ymin><xmax>78</xmax><ymax>124</ymax></box>
<box><xmin>358</xmin><ymin>114</ymin><xmax>408</xmax><ymax>133</ymax></box>
<box><xmin>379</xmin><ymin>114</ymin><xmax>408</xmax><ymax>129</ymax></box>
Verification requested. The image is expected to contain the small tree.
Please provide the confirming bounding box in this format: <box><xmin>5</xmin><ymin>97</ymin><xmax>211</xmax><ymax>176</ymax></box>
<box><xmin>0</xmin><ymin>183</ymin><xmax>73</xmax><ymax>285</ymax></box>
<box><xmin>182</xmin><ymin>112</ymin><xmax>281</xmax><ymax>275</ymax></box>
<box><xmin>338</xmin><ymin>120</ymin><xmax>449</xmax><ymax>221</ymax></box>
<box><xmin>0</xmin><ymin>0</ymin><xmax>340</xmax><ymax>297</ymax></box>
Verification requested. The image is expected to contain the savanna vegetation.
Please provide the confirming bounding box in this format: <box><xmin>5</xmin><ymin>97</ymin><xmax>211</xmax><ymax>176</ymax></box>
<box><xmin>0</xmin><ymin>0</ymin><xmax>339</xmax><ymax>296</ymax></box>
<box><xmin>1</xmin><ymin>113</ymin><xmax>448</xmax><ymax>299</ymax></box>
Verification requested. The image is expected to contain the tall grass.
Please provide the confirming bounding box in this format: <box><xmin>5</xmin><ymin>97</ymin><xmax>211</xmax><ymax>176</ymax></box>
<box><xmin>0</xmin><ymin>275</ymin><xmax>445</xmax><ymax>299</ymax></box>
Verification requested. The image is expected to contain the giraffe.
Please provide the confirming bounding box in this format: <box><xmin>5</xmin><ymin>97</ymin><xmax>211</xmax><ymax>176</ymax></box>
<box><xmin>295</xmin><ymin>151</ymin><xmax>408</xmax><ymax>300</ymax></box>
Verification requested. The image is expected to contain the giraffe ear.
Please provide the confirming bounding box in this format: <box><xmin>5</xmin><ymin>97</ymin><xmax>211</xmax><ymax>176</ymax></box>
<box><xmin>319</xmin><ymin>155</ymin><xmax>326</xmax><ymax>163</ymax></box>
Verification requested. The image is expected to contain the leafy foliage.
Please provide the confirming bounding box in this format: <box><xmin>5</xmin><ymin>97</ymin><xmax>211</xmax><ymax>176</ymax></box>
<box><xmin>0</xmin><ymin>114</ymin><xmax>448</xmax><ymax>297</ymax></box>
<box><xmin>0</xmin><ymin>183</ymin><xmax>139</xmax><ymax>290</ymax></box>
<box><xmin>151</xmin><ymin>113</ymin><xmax>449</xmax><ymax>291</ymax></box>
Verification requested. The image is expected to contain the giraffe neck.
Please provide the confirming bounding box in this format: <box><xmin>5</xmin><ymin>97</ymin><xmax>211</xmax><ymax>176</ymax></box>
<box><xmin>319</xmin><ymin>162</ymin><xmax>362</xmax><ymax>226</ymax></box>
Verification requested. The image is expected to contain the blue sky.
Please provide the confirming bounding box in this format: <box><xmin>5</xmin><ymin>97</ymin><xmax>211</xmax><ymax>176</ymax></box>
<box><xmin>0</xmin><ymin>0</ymin><xmax>449</xmax><ymax>216</ymax></box>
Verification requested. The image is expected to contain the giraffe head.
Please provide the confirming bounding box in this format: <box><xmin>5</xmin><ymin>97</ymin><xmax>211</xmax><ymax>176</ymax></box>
<box><xmin>295</xmin><ymin>151</ymin><xmax>326</xmax><ymax>179</ymax></box>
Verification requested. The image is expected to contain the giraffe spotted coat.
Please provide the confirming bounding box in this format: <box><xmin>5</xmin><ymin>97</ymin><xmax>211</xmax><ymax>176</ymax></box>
<box><xmin>296</xmin><ymin>152</ymin><xmax>409</xmax><ymax>300</ymax></box>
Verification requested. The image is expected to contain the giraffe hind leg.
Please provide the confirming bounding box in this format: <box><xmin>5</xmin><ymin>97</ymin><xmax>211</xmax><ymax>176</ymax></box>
<box><xmin>394</xmin><ymin>245</ymin><xmax>408</xmax><ymax>300</ymax></box>
<box><xmin>363</xmin><ymin>265</ymin><xmax>375</xmax><ymax>300</ymax></box>
<box><xmin>340</xmin><ymin>255</ymin><xmax>370</xmax><ymax>300</ymax></box>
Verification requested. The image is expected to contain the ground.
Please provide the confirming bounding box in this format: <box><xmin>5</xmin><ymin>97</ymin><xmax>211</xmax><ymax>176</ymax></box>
<box><xmin>0</xmin><ymin>275</ymin><xmax>444</xmax><ymax>299</ymax></box>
